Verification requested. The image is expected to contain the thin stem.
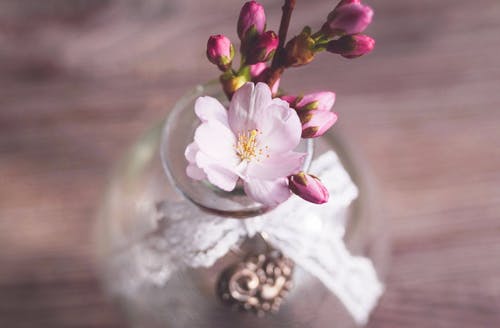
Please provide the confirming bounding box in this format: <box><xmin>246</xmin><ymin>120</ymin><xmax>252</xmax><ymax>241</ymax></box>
<box><xmin>272</xmin><ymin>0</ymin><xmax>296</xmax><ymax>70</ymax></box>
<box><xmin>267</xmin><ymin>0</ymin><xmax>296</xmax><ymax>91</ymax></box>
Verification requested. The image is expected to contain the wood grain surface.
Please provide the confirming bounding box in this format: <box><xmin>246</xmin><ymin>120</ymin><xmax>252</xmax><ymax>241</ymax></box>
<box><xmin>1</xmin><ymin>0</ymin><xmax>500</xmax><ymax>327</ymax></box>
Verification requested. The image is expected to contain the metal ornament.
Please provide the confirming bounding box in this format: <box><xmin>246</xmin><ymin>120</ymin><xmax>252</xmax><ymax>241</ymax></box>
<box><xmin>217</xmin><ymin>249</ymin><xmax>294</xmax><ymax>316</ymax></box>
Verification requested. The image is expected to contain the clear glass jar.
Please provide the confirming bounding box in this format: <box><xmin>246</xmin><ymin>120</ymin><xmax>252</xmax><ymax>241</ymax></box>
<box><xmin>95</xmin><ymin>82</ymin><xmax>389</xmax><ymax>328</ymax></box>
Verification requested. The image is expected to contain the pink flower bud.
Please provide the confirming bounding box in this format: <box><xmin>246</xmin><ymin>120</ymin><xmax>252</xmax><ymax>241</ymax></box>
<box><xmin>335</xmin><ymin>0</ymin><xmax>361</xmax><ymax>9</ymax></box>
<box><xmin>324</xmin><ymin>3</ymin><xmax>373</xmax><ymax>36</ymax></box>
<box><xmin>283</xmin><ymin>91</ymin><xmax>336</xmax><ymax>111</ymax></box>
<box><xmin>288</xmin><ymin>172</ymin><xmax>329</xmax><ymax>204</ymax></box>
<box><xmin>327</xmin><ymin>34</ymin><xmax>375</xmax><ymax>58</ymax></box>
<box><xmin>206</xmin><ymin>35</ymin><xmax>234</xmax><ymax>71</ymax></box>
<box><xmin>299</xmin><ymin>110</ymin><xmax>338</xmax><ymax>138</ymax></box>
<box><xmin>284</xmin><ymin>32</ymin><xmax>315</xmax><ymax>67</ymax></box>
<box><xmin>238</xmin><ymin>1</ymin><xmax>266</xmax><ymax>41</ymax></box>
<box><xmin>250</xmin><ymin>65</ymin><xmax>280</xmax><ymax>95</ymax></box>
<box><xmin>249</xmin><ymin>62</ymin><xmax>267</xmax><ymax>78</ymax></box>
<box><xmin>270</xmin><ymin>77</ymin><xmax>280</xmax><ymax>95</ymax></box>
<box><xmin>280</xmin><ymin>95</ymin><xmax>297</xmax><ymax>106</ymax></box>
<box><xmin>245</xmin><ymin>31</ymin><xmax>279</xmax><ymax>64</ymax></box>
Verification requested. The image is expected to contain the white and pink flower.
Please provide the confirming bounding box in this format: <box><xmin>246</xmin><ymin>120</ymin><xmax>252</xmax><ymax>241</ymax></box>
<box><xmin>185</xmin><ymin>82</ymin><xmax>305</xmax><ymax>207</ymax></box>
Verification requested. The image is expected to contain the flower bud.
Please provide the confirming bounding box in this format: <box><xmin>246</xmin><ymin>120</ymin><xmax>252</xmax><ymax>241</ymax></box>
<box><xmin>249</xmin><ymin>62</ymin><xmax>267</xmax><ymax>78</ymax></box>
<box><xmin>284</xmin><ymin>32</ymin><xmax>315</xmax><ymax>67</ymax></box>
<box><xmin>245</xmin><ymin>31</ymin><xmax>279</xmax><ymax>64</ymax></box>
<box><xmin>280</xmin><ymin>95</ymin><xmax>297</xmax><ymax>106</ymax></box>
<box><xmin>327</xmin><ymin>34</ymin><xmax>375</xmax><ymax>58</ymax></box>
<box><xmin>249</xmin><ymin>65</ymin><xmax>280</xmax><ymax>95</ymax></box>
<box><xmin>299</xmin><ymin>110</ymin><xmax>338</xmax><ymax>138</ymax></box>
<box><xmin>334</xmin><ymin>0</ymin><xmax>360</xmax><ymax>9</ymax></box>
<box><xmin>206</xmin><ymin>35</ymin><xmax>235</xmax><ymax>71</ymax></box>
<box><xmin>238</xmin><ymin>1</ymin><xmax>266</xmax><ymax>41</ymax></box>
<box><xmin>270</xmin><ymin>77</ymin><xmax>280</xmax><ymax>95</ymax></box>
<box><xmin>288</xmin><ymin>172</ymin><xmax>329</xmax><ymax>204</ymax></box>
<box><xmin>323</xmin><ymin>2</ymin><xmax>373</xmax><ymax>36</ymax></box>
<box><xmin>282</xmin><ymin>91</ymin><xmax>336</xmax><ymax>111</ymax></box>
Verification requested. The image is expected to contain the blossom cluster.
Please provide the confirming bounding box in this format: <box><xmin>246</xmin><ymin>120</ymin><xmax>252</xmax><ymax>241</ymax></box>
<box><xmin>186</xmin><ymin>0</ymin><xmax>375</xmax><ymax>207</ymax></box>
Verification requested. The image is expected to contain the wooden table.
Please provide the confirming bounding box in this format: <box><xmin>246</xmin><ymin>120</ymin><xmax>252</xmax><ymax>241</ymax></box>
<box><xmin>1</xmin><ymin>0</ymin><xmax>499</xmax><ymax>326</ymax></box>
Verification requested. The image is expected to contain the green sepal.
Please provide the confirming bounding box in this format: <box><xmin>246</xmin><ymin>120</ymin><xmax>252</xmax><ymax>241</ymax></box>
<box><xmin>237</xmin><ymin>65</ymin><xmax>251</xmax><ymax>81</ymax></box>
<box><xmin>303</xmin><ymin>100</ymin><xmax>319</xmax><ymax>111</ymax></box>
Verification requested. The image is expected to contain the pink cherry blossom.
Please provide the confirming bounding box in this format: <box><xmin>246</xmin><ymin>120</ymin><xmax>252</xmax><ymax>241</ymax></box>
<box><xmin>185</xmin><ymin>82</ymin><xmax>305</xmax><ymax>207</ymax></box>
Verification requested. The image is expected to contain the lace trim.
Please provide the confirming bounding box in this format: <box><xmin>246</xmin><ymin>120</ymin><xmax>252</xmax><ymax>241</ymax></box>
<box><xmin>106</xmin><ymin>151</ymin><xmax>383</xmax><ymax>325</ymax></box>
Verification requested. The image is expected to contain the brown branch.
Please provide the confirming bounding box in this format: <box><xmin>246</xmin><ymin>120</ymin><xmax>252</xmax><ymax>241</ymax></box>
<box><xmin>267</xmin><ymin>0</ymin><xmax>296</xmax><ymax>91</ymax></box>
<box><xmin>272</xmin><ymin>0</ymin><xmax>296</xmax><ymax>69</ymax></box>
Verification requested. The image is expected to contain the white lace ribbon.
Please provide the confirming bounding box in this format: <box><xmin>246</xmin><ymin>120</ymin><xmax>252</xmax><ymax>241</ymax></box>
<box><xmin>109</xmin><ymin>151</ymin><xmax>383</xmax><ymax>325</ymax></box>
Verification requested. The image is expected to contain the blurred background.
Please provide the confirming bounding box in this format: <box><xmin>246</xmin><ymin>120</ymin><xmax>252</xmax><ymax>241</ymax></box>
<box><xmin>1</xmin><ymin>0</ymin><xmax>499</xmax><ymax>327</ymax></box>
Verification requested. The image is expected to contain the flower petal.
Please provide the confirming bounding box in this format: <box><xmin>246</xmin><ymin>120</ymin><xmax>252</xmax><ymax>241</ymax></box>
<box><xmin>185</xmin><ymin>142</ymin><xmax>207</xmax><ymax>180</ymax></box>
<box><xmin>195</xmin><ymin>96</ymin><xmax>228</xmax><ymax>125</ymax></box>
<box><xmin>228</xmin><ymin>82</ymin><xmax>273</xmax><ymax>134</ymax></box>
<box><xmin>247</xmin><ymin>151</ymin><xmax>305</xmax><ymax>180</ymax></box>
<box><xmin>194</xmin><ymin>120</ymin><xmax>239</xmax><ymax>165</ymax></box>
<box><xmin>184</xmin><ymin>142</ymin><xmax>199</xmax><ymax>163</ymax></box>
<box><xmin>196</xmin><ymin>152</ymin><xmax>239</xmax><ymax>191</ymax></box>
<box><xmin>228</xmin><ymin>82</ymin><xmax>254</xmax><ymax>133</ymax></box>
<box><xmin>243</xmin><ymin>178</ymin><xmax>291</xmax><ymax>207</ymax></box>
<box><xmin>248</xmin><ymin>83</ymin><xmax>276</xmax><ymax>131</ymax></box>
<box><xmin>186</xmin><ymin>163</ymin><xmax>207</xmax><ymax>180</ymax></box>
<box><xmin>252</xmin><ymin>82</ymin><xmax>274</xmax><ymax>117</ymax></box>
<box><xmin>258</xmin><ymin>99</ymin><xmax>302</xmax><ymax>153</ymax></box>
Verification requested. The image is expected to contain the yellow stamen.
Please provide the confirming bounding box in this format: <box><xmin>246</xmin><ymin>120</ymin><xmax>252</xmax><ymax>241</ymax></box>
<box><xmin>235</xmin><ymin>129</ymin><xmax>263</xmax><ymax>161</ymax></box>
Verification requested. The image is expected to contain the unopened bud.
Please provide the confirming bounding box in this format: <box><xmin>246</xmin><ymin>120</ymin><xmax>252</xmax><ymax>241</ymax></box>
<box><xmin>270</xmin><ymin>77</ymin><xmax>280</xmax><ymax>95</ymax></box>
<box><xmin>323</xmin><ymin>2</ymin><xmax>373</xmax><ymax>36</ymax></box>
<box><xmin>249</xmin><ymin>62</ymin><xmax>267</xmax><ymax>78</ymax></box>
<box><xmin>334</xmin><ymin>0</ymin><xmax>361</xmax><ymax>9</ymax></box>
<box><xmin>280</xmin><ymin>95</ymin><xmax>297</xmax><ymax>106</ymax></box>
<box><xmin>282</xmin><ymin>91</ymin><xmax>336</xmax><ymax>111</ymax></box>
<box><xmin>238</xmin><ymin>1</ymin><xmax>266</xmax><ymax>41</ymax></box>
<box><xmin>327</xmin><ymin>34</ymin><xmax>374</xmax><ymax>58</ymax></box>
<box><xmin>245</xmin><ymin>31</ymin><xmax>279</xmax><ymax>64</ymax></box>
<box><xmin>206</xmin><ymin>35</ymin><xmax>235</xmax><ymax>71</ymax></box>
<box><xmin>288</xmin><ymin>172</ymin><xmax>329</xmax><ymax>204</ymax></box>
<box><xmin>249</xmin><ymin>65</ymin><xmax>280</xmax><ymax>95</ymax></box>
<box><xmin>299</xmin><ymin>110</ymin><xmax>338</xmax><ymax>138</ymax></box>
<box><xmin>284</xmin><ymin>32</ymin><xmax>315</xmax><ymax>67</ymax></box>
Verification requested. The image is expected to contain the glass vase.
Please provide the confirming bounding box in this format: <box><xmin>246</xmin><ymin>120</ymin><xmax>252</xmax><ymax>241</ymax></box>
<box><xmin>95</xmin><ymin>81</ymin><xmax>389</xmax><ymax>328</ymax></box>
